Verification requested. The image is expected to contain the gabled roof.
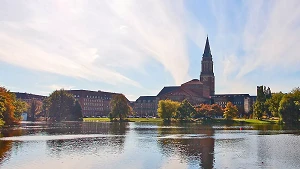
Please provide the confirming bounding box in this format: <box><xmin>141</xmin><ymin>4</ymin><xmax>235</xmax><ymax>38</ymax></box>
<box><xmin>157</xmin><ymin>86</ymin><xmax>180</xmax><ymax>96</ymax></box>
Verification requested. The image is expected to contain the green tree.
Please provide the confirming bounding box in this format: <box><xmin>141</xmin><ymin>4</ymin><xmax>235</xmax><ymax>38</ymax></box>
<box><xmin>47</xmin><ymin>89</ymin><xmax>75</xmax><ymax>122</ymax></box>
<box><xmin>223</xmin><ymin>102</ymin><xmax>238</xmax><ymax>120</ymax></box>
<box><xmin>265</xmin><ymin>92</ymin><xmax>284</xmax><ymax>117</ymax></box>
<box><xmin>14</xmin><ymin>98</ymin><xmax>28</xmax><ymax>121</ymax></box>
<box><xmin>157</xmin><ymin>99</ymin><xmax>180</xmax><ymax>121</ymax></box>
<box><xmin>110</xmin><ymin>94</ymin><xmax>132</xmax><ymax>121</ymax></box>
<box><xmin>279</xmin><ymin>94</ymin><xmax>299</xmax><ymax>124</ymax></box>
<box><xmin>42</xmin><ymin>97</ymin><xmax>50</xmax><ymax>121</ymax></box>
<box><xmin>175</xmin><ymin>99</ymin><xmax>195</xmax><ymax>120</ymax></box>
<box><xmin>253</xmin><ymin>101</ymin><xmax>264</xmax><ymax>119</ymax></box>
<box><xmin>70</xmin><ymin>100</ymin><xmax>83</xmax><ymax>121</ymax></box>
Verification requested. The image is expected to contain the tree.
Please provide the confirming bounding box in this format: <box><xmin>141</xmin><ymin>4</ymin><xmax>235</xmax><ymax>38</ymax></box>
<box><xmin>279</xmin><ymin>94</ymin><xmax>299</xmax><ymax>124</ymax></box>
<box><xmin>223</xmin><ymin>102</ymin><xmax>238</xmax><ymax>120</ymax></box>
<box><xmin>42</xmin><ymin>97</ymin><xmax>50</xmax><ymax>121</ymax></box>
<box><xmin>0</xmin><ymin>87</ymin><xmax>18</xmax><ymax>125</ymax></box>
<box><xmin>253</xmin><ymin>101</ymin><xmax>264</xmax><ymax>119</ymax></box>
<box><xmin>265</xmin><ymin>92</ymin><xmax>284</xmax><ymax>117</ymax></box>
<box><xmin>70</xmin><ymin>100</ymin><xmax>83</xmax><ymax>121</ymax></box>
<box><xmin>211</xmin><ymin>104</ymin><xmax>223</xmax><ymax>117</ymax></box>
<box><xmin>175</xmin><ymin>99</ymin><xmax>195</xmax><ymax>120</ymax></box>
<box><xmin>47</xmin><ymin>89</ymin><xmax>75</xmax><ymax>121</ymax></box>
<box><xmin>28</xmin><ymin>99</ymin><xmax>42</xmax><ymax>121</ymax></box>
<box><xmin>157</xmin><ymin>99</ymin><xmax>180</xmax><ymax>121</ymax></box>
<box><xmin>110</xmin><ymin>94</ymin><xmax>132</xmax><ymax>121</ymax></box>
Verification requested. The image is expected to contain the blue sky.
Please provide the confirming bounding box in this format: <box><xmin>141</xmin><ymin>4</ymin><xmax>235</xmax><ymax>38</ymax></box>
<box><xmin>1</xmin><ymin>0</ymin><xmax>300</xmax><ymax>101</ymax></box>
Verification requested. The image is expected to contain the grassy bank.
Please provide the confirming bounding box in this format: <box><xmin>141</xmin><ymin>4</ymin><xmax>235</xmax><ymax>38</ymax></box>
<box><xmin>84</xmin><ymin>117</ymin><xmax>279</xmax><ymax>124</ymax></box>
<box><xmin>84</xmin><ymin>117</ymin><xmax>163</xmax><ymax>122</ymax></box>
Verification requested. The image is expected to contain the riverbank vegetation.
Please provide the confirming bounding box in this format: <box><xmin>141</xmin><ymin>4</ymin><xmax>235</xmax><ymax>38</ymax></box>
<box><xmin>0</xmin><ymin>86</ymin><xmax>28</xmax><ymax>127</ymax></box>
<box><xmin>43</xmin><ymin>89</ymin><xmax>83</xmax><ymax>122</ymax></box>
<box><xmin>254</xmin><ymin>86</ymin><xmax>300</xmax><ymax>124</ymax></box>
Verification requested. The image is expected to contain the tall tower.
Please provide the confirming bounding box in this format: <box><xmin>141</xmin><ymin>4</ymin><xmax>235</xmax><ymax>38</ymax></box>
<box><xmin>200</xmin><ymin>36</ymin><xmax>215</xmax><ymax>96</ymax></box>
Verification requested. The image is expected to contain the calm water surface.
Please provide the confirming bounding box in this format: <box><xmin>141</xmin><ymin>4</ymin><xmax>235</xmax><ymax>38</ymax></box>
<box><xmin>0</xmin><ymin>122</ymin><xmax>300</xmax><ymax>169</ymax></box>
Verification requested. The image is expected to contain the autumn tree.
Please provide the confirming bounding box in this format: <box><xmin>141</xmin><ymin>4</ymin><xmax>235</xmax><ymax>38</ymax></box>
<box><xmin>157</xmin><ymin>99</ymin><xmax>180</xmax><ymax>121</ymax></box>
<box><xmin>211</xmin><ymin>104</ymin><xmax>223</xmax><ymax>117</ymax></box>
<box><xmin>109</xmin><ymin>94</ymin><xmax>132</xmax><ymax>121</ymax></box>
<box><xmin>175</xmin><ymin>99</ymin><xmax>195</xmax><ymax>120</ymax></box>
<box><xmin>0</xmin><ymin>87</ymin><xmax>26</xmax><ymax>125</ymax></box>
<box><xmin>223</xmin><ymin>102</ymin><xmax>238</xmax><ymax>120</ymax></box>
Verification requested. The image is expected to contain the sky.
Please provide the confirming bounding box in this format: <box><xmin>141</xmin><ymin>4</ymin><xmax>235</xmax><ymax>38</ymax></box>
<box><xmin>1</xmin><ymin>0</ymin><xmax>300</xmax><ymax>101</ymax></box>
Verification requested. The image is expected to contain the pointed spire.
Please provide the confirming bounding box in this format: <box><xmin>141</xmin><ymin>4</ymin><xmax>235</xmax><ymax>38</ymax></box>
<box><xmin>203</xmin><ymin>36</ymin><xmax>212</xmax><ymax>57</ymax></box>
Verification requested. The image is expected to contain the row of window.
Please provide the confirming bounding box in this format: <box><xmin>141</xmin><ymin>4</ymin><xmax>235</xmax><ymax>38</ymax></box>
<box><xmin>74</xmin><ymin>95</ymin><xmax>111</xmax><ymax>100</ymax></box>
<box><xmin>83</xmin><ymin>97</ymin><xmax>110</xmax><ymax>102</ymax></box>
<box><xmin>84</xmin><ymin>102</ymin><xmax>105</xmax><ymax>106</ymax></box>
<box><xmin>83</xmin><ymin>107</ymin><xmax>106</xmax><ymax>111</ymax></box>
<box><xmin>216</xmin><ymin>101</ymin><xmax>243</xmax><ymax>105</ymax></box>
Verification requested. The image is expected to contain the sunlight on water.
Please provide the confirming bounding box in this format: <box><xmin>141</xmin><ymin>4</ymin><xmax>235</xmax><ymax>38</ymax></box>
<box><xmin>1</xmin><ymin>122</ymin><xmax>300</xmax><ymax>169</ymax></box>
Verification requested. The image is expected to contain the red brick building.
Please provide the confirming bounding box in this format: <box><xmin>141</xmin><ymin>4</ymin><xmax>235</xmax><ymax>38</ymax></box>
<box><xmin>133</xmin><ymin>37</ymin><xmax>214</xmax><ymax>117</ymax></box>
<box><xmin>67</xmin><ymin>90</ymin><xmax>127</xmax><ymax>117</ymax></box>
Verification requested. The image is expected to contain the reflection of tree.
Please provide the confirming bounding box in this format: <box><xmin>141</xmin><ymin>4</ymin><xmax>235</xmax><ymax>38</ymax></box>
<box><xmin>0</xmin><ymin>129</ymin><xmax>23</xmax><ymax>163</ymax></box>
<box><xmin>157</xmin><ymin>123</ymin><xmax>215</xmax><ymax>168</ymax></box>
<box><xmin>46</xmin><ymin>122</ymin><xmax>129</xmax><ymax>156</ymax></box>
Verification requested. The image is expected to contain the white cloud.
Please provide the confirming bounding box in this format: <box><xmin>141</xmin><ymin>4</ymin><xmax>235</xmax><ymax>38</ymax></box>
<box><xmin>0</xmin><ymin>0</ymin><xmax>205</xmax><ymax>87</ymax></box>
<box><xmin>239</xmin><ymin>0</ymin><xmax>300</xmax><ymax>77</ymax></box>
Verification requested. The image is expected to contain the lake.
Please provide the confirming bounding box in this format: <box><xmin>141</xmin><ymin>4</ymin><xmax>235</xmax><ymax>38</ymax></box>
<box><xmin>0</xmin><ymin>122</ymin><xmax>300</xmax><ymax>169</ymax></box>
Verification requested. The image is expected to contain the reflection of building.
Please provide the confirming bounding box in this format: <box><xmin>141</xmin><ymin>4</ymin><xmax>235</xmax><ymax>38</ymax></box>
<box><xmin>67</xmin><ymin>90</ymin><xmax>129</xmax><ymax>117</ymax></box>
<box><xmin>157</xmin><ymin>124</ymin><xmax>215</xmax><ymax>168</ymax></box>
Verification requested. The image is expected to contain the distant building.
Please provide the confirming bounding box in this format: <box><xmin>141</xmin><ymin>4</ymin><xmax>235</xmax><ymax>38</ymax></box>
<box><xmin>133</xmin><ymin>37</ymin><xmax>257</xmax><ymax>117</ymax></box>
<box><xmin>66</xmin><ymin>90</ymin><xmax>128</xmax><ymax>117</ymax></box>
<box><xmin>133</xmin><ymin>96</ymin><xmax>158</xmax><ymax>117</ymax></box>
<box><xmin>14</xmin><ymin>92</ymin><xmax>46</xmax><ymax>104</ymax></box>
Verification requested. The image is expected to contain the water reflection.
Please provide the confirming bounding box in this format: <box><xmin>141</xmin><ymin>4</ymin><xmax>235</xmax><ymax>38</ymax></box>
<box><xmin>46</xmin><ymin>122</ymin><xmax>129</xmax><ymax>157</ymax></box>
<box><xmin>1</xmin><ymin>122</ymin><xmax>300</xmax><ymax>169</ymax></box>
<box><xmin>0</xmin><ymin>129</ymin><xmax>23</xmax><ymax>164</ymax></box>
<box><xmin>157</xmin><ymin>123</ymin><xmax>215</xmax><ymax>168</ymax></box>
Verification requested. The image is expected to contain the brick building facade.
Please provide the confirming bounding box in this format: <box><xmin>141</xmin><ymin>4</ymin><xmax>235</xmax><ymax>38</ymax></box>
<box><xmin>67</xmin><ymin>90</ymin><xmax>127</xmax><ymax>117</ymax></box>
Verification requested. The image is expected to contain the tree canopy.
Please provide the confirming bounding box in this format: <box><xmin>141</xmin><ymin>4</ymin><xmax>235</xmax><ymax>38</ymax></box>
<box><xmin>223</xmin><ymin>102</ymin><xmax>238</xmax><ymax>120</ymax></box>
<box><xmin>45</xmin><ymin>89</ymin><xmax>82</xmax><ymax>121</ymax></box>
<box><xmin>157</xmin><ymin>99</ymin><xmax>180</xmax><ymax>121</ymax></box>
<box><xmin>0</xmin><ymin>87</ymin><xmax>27</xmax><ymax>126</ymax></box>
<box><xmin>175</xmin><ymin>99</ymin><xmax>195</xmax><ymax>120</ymax></box>
<box><xmin>109</xmin><ymin>94</ymin><xmax>132</xmax><ymax>121</ymax></box>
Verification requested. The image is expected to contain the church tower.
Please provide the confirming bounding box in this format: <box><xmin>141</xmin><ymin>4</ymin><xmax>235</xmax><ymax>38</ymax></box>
<box><xmin>200</xmin><ymin>36</ymin><xmax>215</xmax><ymax>96</ymax></box>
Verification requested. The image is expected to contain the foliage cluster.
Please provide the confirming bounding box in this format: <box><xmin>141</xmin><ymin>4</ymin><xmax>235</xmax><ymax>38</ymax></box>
<box><xmin>157</xmin><ymin>99</ymin><xmax>227</xmax><ymax>121</ymax></box>
<box><xmin>43</xmin><ymin>89</ymin><xmax>82</xmax><ymax>122</ymax></box>
<box><xmin>109</xmin><ymin>94</ymin><xmax>132</xmax><ymax>121</ymax></box>
<box><xmin>0</xmin><ymin>86</ymin><xmax>28</xmax><ymax>126</ymax></box>
<box><xmin>254</xmin><ymin>86</ymin><xmax>300</xmax><ymax>124</ymax></box>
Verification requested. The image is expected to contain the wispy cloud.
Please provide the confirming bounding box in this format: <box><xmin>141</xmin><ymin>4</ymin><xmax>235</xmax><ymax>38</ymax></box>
<box><xmin>0</xmin><ymin>0</ymin><xmax>205</xmax><ymax>88</ymax></box>
<box><xmin>211</xmin><ymin>0</ymin><xmax>300</xmax><ymax>94</ymax></box>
